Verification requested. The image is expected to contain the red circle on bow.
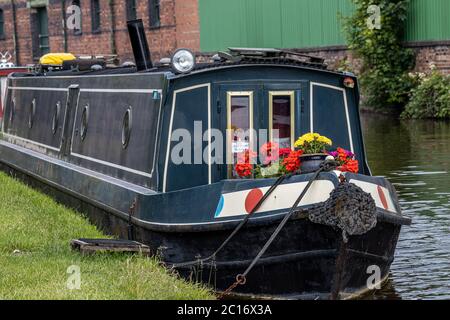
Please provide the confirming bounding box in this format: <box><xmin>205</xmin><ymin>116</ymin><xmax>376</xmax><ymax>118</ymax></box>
<box><xmin>245</xmin><ymin>189</ymin><xmax>264</xmax><ymax>214</ymax></box>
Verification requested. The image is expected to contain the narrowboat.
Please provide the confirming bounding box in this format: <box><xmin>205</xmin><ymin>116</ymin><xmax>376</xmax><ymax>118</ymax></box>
<box><xmin>0</xmin><ymin>52</ymin><xmax>30</xmax><ymax>128</ymax></box>
<box><xmin>0</xmin><ymin>20</ymin><xmax>411</xmax><ymax>300</ymax></box>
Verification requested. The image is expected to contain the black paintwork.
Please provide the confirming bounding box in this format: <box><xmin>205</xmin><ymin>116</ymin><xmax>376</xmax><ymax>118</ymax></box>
<box><xmin>0</xmin><ymin>62</ymin><xmax>410</xmax><ymax>299</ymax></box>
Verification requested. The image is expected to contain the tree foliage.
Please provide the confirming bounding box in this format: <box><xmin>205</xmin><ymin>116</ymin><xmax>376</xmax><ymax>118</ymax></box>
<box><xmin>402</xmin><ymin>69</ymin><xmax>450</xmax><ymax>119</ymax></box>
<box><xmin>344</xmin><ymin>0</ymin><xmax>416</xmax><ymax>110</ymax></box>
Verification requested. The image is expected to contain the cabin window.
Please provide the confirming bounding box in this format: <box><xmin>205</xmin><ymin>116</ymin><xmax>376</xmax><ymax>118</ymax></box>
<box><xmin>0</xmin><ymin>9</ymin><xmax>5</xmax><ymax>39</ymax></box>
<box><xmin>126</xmin><ymin>0</ymin><xmax>137</xmax><ymax>21</ymax></box>
<box><xmin>227</xmin><ymin>92</ymin><xmax>254</xmax><ymax>178</ymax></box>
<box><xmin>269</xmin><ymin>91</ymin><xmax>295</xmax><ymax>149</ymax></box>
<box><xmin>80</xmin><ymin>104</ymin><xmax>89</xmax><ymax>141</ymax></box>
<box><xmin>91</xmin><ymin>0</ymin><xmax>101</xmax><ymax>33</ymax></box>
<box><xmin>71</xmin><ymin>0</ymin><xmax>82</xmax><ymax>35</ymax></box>
<box><xmin>52</xmin><ymin>101</ymin><xmax>61</xmax><ymax>135</ymax></box>
<box><xmin>122</xmin><ymin>107</ymin><xmax>132</xmax><ymax>149</ymax></box>
<box><xmin>148</xmin><ymin>0</ymin><xmax>160</xmax><ymax>28</ymax></box>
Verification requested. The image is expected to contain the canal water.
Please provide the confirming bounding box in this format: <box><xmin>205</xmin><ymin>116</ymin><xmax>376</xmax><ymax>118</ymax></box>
<box><xmin>361</xmin><ymin>113</ymin><xmax>450</xmax><ymax>300</ymax></box>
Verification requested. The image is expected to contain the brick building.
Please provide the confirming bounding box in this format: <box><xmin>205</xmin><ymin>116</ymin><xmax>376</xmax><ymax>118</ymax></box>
<box><xmin>0</xmin><ymin>0</ymin><xmax>449</xmax><ymax>75</ymax></box>
<box><xmin>0</xmin><ymin>0</ymin><xmax>200</xmax><ymax>65</ymax></box>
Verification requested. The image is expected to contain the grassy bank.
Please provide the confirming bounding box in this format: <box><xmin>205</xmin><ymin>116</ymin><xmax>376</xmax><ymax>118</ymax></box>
<box><xmin>0</xmin><ymin>172</ymin><xmax>214</xmax><ymax>300</ymax></box>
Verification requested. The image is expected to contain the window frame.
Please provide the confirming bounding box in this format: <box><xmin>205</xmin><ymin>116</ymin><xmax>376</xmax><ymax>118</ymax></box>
<box><xmin>226</xmin><ymin>91</ymin><xmax>254</xmax><ymax>178</ymax></box>
<box><xmin>36</xmin><ymin>7</ymin><xmax>50</xmax><ymax>55</ymax></box>
<box><xmin>268</xmin><ymin>91</ymin><xmax>296</xmax><ymax>149</ymax></box>
<box><xmin>126</xmin><ymin>0</ymin><xmax>137</xmax><ymax>21</ymax></box>
<box><xmin>148</xmin><ymin>0</ymin><xmax>161</xmax><ymax>28</ymax></box>
<box><xmin>91</xmin><ymin>0</ymin><xmax>101</xmax><ymax>33</ymax></box>
<box><xmin>0</xmin><ymin>8</ymin><xmax>5</xmax><ymax>39</ymax></box>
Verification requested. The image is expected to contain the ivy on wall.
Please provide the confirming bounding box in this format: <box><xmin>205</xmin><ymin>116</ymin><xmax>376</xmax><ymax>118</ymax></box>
<box><xmin>344</xmin><ymin>0</ymin><xmax>416</xmax><ymax>111</ymax></box>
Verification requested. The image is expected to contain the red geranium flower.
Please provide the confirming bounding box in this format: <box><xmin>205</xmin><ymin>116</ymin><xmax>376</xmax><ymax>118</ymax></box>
<box><xmin>337</xmin><ymin>147</ymin><xmax>348</xmax><ymax>162</ymax></box>
<box><xmin>340</xmin><ymin>159</ymin><xmax>359</xmax><ymax>173</ymax></box>
<box><xmin>279</xmin><ymin>148</ymin><xmax>292</xmax><ymax>158</ymax></box>
<box><xmin>260</xmin><ymin>142</ymin><xmax>280</xmax><ymax>165</ymax></box>
<box><xmin>235</xmin><ymin>163</ymin><xmax>253</xmax><ymax>177</ymax></box>
<box><xmin>261</xmin><ymin>142</ymin><xmax>279</xmax><ymax>157</ymax></box>
<box><xmin>282</xmin><ymin>150</ymin><xmax>304</xmax><ymax>173</ymax></box>
<box><xmin>235</xmin><ymin>149</ymin><xmax>257</xmax><ymax>178</ymax></box>
<box><xmin>263</xmin><ymin>155</ymin><xmax>279</xmax><ymax>165</ymax></box>
<box><xmin>237</xmin><ymin>149</ymin><xmax>257</xmax><ymax>164</ymax></box>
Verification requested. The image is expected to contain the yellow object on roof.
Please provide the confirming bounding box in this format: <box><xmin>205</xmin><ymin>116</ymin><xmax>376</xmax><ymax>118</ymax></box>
<box><xmin>39</xmin><ymin>53</ymin><xmax>76</xmax><ymax>66</ymax></box>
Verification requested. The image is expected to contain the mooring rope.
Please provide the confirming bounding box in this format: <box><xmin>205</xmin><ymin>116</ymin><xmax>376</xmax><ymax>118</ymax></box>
<box><xmin>218</xmin><ymin>163</ymin><xmax>330</xmax><ymax>299</ymax></box>
<box><xmin>169</xmin><ymin>172</ymin><xmax>296</xmax><ymax>269</ymax></box>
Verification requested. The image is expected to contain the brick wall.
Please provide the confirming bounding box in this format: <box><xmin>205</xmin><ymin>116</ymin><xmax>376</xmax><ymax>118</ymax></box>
<box><xmin>0</xmin><ymin>0</ymin><xmax>201</xmax><ymax>65</ymax></box>
<box><xmin>293</xmin><ymin>43</ymin><xmax>450</xmax><ymax>76</ymax></box>
<box><xmin>1</xmin><ymin>0</ymin><xmax>448</xmax><ymax>75</ymax></box>
<box><xmin>412</xmin><ymin>44</ymin><xmax>450</xmax><ymax>75</ymax></box>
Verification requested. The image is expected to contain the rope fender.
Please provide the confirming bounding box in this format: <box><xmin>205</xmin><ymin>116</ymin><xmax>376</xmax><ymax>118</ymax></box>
<box><xmin>309</xmin><ymin>181</ymin><xmax>378</xmax><ymax>243</ymax></box>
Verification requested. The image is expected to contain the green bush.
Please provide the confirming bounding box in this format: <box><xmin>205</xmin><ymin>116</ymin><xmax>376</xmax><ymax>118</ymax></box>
<box><xmin>401</xmin><ymin>69</ymin><xmax>450</xmax><ymax>119</ymax></box>
<box><xmin>343</xmin><ymin>0</ymin><xmax>416</xmax><ymax>110</ymax></box>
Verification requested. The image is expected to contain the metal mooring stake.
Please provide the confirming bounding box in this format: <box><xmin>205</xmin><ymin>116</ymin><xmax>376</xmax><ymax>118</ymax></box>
<box><xmin>330</xmin><ymin>240</ymin><xmax>348</xmax><ymax>300</ymax></box>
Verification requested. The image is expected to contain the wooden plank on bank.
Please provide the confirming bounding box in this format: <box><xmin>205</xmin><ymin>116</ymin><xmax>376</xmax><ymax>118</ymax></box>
<box><xmin>71</xmin><ymin>238</ymin><xmax>151</xmax><ymax>256</ymax></box>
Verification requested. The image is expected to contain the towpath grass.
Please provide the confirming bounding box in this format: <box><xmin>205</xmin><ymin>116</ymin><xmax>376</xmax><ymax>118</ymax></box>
<box><xmin>0</xmin><ymin>172</ymin><xmax>214</xmax><ymax>300</ymax></box>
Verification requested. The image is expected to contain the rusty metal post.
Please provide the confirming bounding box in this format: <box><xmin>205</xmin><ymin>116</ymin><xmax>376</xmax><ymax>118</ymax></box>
<box><xmin>330</xmin><ymin>240</ymin><xmax>348</xmax><ymax>300</ymax></box>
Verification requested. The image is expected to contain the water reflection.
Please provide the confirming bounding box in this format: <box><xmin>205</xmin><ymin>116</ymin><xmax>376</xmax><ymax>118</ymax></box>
<box><xmin>362</xmin><ymin>278</ymin><xmax>402</xmax><ymax>300</ymax></box>
<box><xmin>362</xmin><ymin>113</ymin><xmax>450</xmax><ymax>300</ymax></box>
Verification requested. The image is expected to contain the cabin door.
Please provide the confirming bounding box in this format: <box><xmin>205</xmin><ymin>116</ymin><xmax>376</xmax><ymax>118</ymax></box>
<box><xmin>217</xmin><ymin>84</ymin><xmax>262</xmax><ymax>180</ymax></box>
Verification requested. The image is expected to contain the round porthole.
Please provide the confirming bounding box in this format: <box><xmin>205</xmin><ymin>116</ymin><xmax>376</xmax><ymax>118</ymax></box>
<box><xmin>80</xmin><ymin>104</ymin><xmax>89</xmax><ymax>141</ymax></box>
<box><xmin>52</xmin><ymin>101</ymin><xmax>61</xmax><ymax>135</ymax></box>
<box><xmin>9</xmin><ymin>97</ymin><xmax>15</xmax><ymax>123</ymax></box>
<box><xmin>28</xmin><ymin>98</ymin><xmax>36</xmax><ymax>129</ymax></box>
<box><xmin>122</xmin><ymin>107</ymin><xmax>132</xmax><ymax>149</ymax></box>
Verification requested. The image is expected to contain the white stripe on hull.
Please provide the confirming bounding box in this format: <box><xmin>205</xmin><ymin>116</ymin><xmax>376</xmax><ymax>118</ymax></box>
<box><xmin>215</xmin><ymin>178</ymin><xmax>397</xmax><ymax>218</ymax></box>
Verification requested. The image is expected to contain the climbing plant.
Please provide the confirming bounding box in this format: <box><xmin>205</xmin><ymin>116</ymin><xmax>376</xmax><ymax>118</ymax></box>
<box><xmin>343</xmin><ymin>0</ymin><xmax>416</xmax><ymax>111</ymax></box>
<box><xmin>401</xmin><ymin>68</ymin><xmax>450</xmax><ymax>119</ymax></box>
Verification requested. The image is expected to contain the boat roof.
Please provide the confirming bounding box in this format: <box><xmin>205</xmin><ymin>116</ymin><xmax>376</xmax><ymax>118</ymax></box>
<box><xmin>9</xmin><ymin>48</ymin><xmax>352</xmax><ymax>79</ymax></box>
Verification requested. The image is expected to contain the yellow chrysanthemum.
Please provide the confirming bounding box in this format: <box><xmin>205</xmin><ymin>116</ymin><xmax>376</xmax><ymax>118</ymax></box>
<box><xmin>318</xmin><ymin>136</ymin><xmax>333</xmax><ymax>145</ymax></box>
<box><xmin>294</xmin><ymin>133</ymin><xmax>313</xmax><ymax>147</ymax></box>
<box><xmin>294</xmin><ymin>132</ymin><xmax>333</xmax><ymax>149</ymax></box>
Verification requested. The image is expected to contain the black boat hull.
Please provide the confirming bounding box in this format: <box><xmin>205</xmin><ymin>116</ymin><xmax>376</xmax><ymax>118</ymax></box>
<box><xmin>0</xmin><ymin>160</ymin><xmax>403</xmax><ymax>300</ymax></box>
<box><xmin>0</xmin><ymin>63</ymin><xmax>411</xmax><ymax>299</ymax></box>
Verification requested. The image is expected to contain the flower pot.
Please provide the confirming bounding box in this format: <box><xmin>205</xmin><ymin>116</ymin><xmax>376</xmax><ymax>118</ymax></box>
<box><xmin>299</xmin><ymin>153</ymin><xmax>328</xmax><ymax>173</ymax></box>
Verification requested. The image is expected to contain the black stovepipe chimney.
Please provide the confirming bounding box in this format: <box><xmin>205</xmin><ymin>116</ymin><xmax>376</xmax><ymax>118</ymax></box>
<box><xmin>127</xmin><ymin>19</ymin><xmax>153</xmax><ymax>71</ymax></box>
